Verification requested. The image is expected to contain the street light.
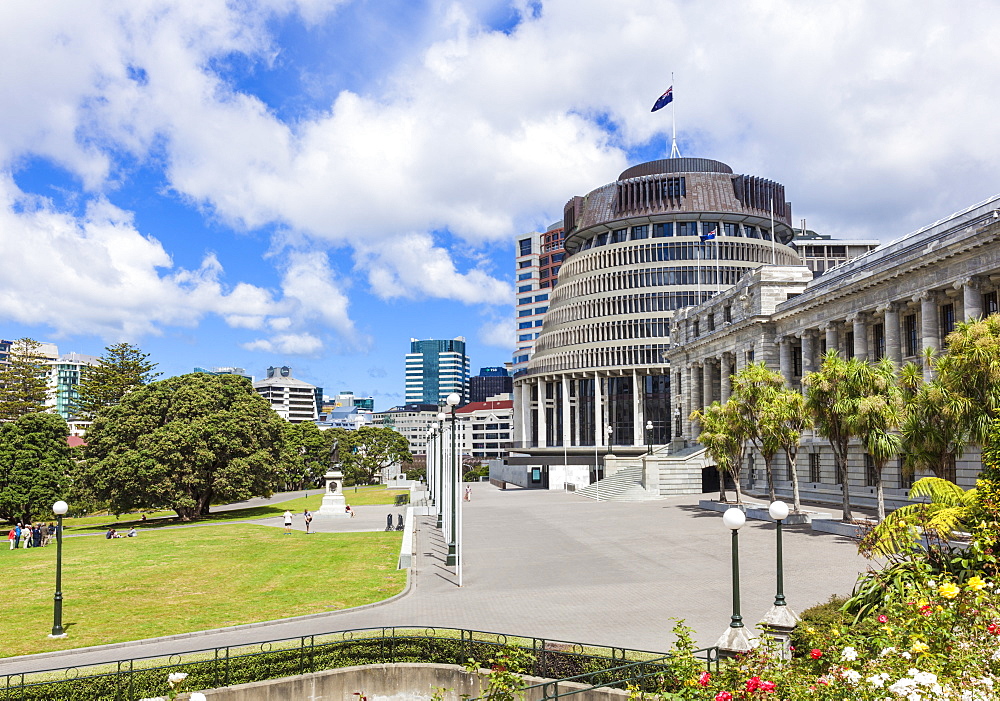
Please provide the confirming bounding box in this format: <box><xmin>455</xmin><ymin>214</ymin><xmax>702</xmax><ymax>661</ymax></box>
<box><xmin>445</xmin><ymin>393</ymin><xmax>461</xmax><ymax>568</ymax></box>
<box><xmin>436</xmin><ymin>411</ymin><xmax>446</xmax><ymax>529</ymax></box>
<box><xmin>645</xmin><ymin>420</ymin><xmax>654</xmax><ymax>454</ymax></box>
<box><xmin>768</xmin><ymin>500</ymin><xmax>789</xmax><ymax>608</ymax></box>
<box><xmin>716</xmin><ymin>507</ymin><xmax>753</xmax><ymax>655</ymax></box>
<box><xmin>49</xmin><ymin>500</ymin><xmax>68</xmax><ymax>639</ymax></box>
<box><xmin>426</xmin><ymin>428</ymin><xmax>435</xmax><ymax>507</ymax></box>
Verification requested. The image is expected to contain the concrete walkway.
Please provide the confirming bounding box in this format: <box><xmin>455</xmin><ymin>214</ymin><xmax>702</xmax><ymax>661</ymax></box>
<box><xmin>0</xmin><ymin>484</ymin><xmax>871</xmax><ymax>675</ymax></box>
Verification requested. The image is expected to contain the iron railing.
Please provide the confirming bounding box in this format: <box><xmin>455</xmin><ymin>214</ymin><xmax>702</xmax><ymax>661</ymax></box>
<box><xmin>0</xmin><ymin>626</ymin><xmax>716</xmax><ymax>701</ymax></box>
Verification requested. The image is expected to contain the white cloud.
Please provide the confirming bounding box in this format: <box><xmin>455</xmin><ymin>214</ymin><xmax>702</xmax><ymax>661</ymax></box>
<box><xmin>241</xmin><ymin>332</ymin><xmax>324</xmax><ymax>355</ymax></box>
<box><xmin>478</xmin><ymin>316</ymin><xmax>515</xmax><ymax>349</ymax></box>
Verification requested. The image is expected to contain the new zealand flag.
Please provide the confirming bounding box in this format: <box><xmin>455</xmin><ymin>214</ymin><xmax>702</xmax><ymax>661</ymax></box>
<box><xmin>651</xmin><ymin>86</ymin><xmax>673</xmax><ymax>112</ymax></box>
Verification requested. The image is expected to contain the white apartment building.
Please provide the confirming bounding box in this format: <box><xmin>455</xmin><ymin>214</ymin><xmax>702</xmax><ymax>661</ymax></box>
<box><xmin>253</xmin><ymin>366</ymin><xmax>318</xmax><ymax>423</ymax></box>
<box><xmin>512</xmin><ymin>223</ymin><xmax>565</xmax><ymax>373</ymax></box>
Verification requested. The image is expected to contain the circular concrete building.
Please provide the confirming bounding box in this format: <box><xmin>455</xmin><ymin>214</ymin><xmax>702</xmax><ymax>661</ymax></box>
<box><xmin>510</xmin><ymin>157</ymin><xmax>801</xmax><ymax>489</ymax></box>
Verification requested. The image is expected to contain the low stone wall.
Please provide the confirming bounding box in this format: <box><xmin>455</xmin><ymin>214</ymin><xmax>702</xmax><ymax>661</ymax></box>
<box><xmin>192</xmin><ymin>663</ymin><xmax>633</xmax><ymax>701</ymax></box>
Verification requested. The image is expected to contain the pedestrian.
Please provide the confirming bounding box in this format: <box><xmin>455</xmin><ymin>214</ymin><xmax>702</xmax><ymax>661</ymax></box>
<box><xmin>303</xmin><ymin>510</ymin><xmax>313</xmax><ymax>534</ymax></box>
<box><xmin>7</xmin><ymin>527</ymin><xmax>15</xmax><ymax>550</ymax></box>
<box><xmin>283</xmin><ymin>510</ymin><xmax>293</xmax><ymax>535</ymax></box>
<box><xmin>24</xmin><ymin>525</ymin><xmax>32</xmax><ymax>549</ymax></box>
<box><xmin>14</xmin><ymin>524</ymin><xmax>21</xmax><ymax>549</ymax></box>
<box><xmin>32</xmin><ymin>524</ymin><xmax>42</xmax><ymax>548</ymax></box>
<box><xmin>464</xmin><ymin>485</ymin><xmax>472</xmax><ymax>501</ymax></box>
<box><xmin>46</xmin><ymin>522</ymin><xmax>56</xmax><ymax>546</ymax></box>
<box><xmin>345</xmin><ymin>504</ymin><xmax>355</xmax><ymax>518</ymax></box>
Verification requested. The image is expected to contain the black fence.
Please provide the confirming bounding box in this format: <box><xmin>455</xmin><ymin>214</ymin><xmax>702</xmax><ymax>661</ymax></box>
<box><xmin>1</xmin><ymin>626</ymin><xmax>718</xmax><ymax>701</ymax></box>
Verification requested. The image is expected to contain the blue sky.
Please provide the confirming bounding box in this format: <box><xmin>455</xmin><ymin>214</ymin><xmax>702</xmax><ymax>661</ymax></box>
<box><xmin>2</xmin><ymin>0</ymin><xmax>1000</xmax><ymax>409</ymax></box>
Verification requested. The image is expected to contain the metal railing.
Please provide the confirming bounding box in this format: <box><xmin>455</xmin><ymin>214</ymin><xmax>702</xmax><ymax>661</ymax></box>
<box><xmin>0</xmin><ymin>626</ymin><xmax>717</xmax><ymax>701</ymax></box>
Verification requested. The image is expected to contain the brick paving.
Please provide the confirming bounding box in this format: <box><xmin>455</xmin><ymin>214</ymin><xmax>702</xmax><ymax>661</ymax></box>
<box><xmin>0</xmin><ymin>483</ymin><xmax>870</xmax><ymax>674</ymax></box>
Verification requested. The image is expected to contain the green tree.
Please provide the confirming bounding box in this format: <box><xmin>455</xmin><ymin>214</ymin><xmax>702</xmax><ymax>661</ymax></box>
<box><xmin>0</xmin><ymin>412</ymin><xmax>74</xmax><ymax>524</ymax></box>
<box><xmin>73</xmin><ymin>342</ymin><xmax>160</xmax><ymax>419</ymax></box>
<box><xmin>282</xmin><ymin>420</ymin><xmax>329</xmax><ymax>490</ymax></box>
<box><xmin>691</xmin><ymin>400</ymin><xmax>749</xmax><ymax>504</ymax></box>
<box><xmin>764</xmin><ymin>386</ymin><xmax>811</xmax><ymax>514</ymax></box>
<box><xmin>82</xmin><ymin>373</ymin><xmax>288</xmax><ymax>520</ymax></box>
<box><xmin>803</xmin><ymin>351</ymin><xmax>869</xmax><ymax>522</ymax></box>
<box><xmin>933</xmin><ymin>315</ymin><xmax>1000</xmax><ymax>445</ymax></box>
<box><xmin>340</xmin><ymin>426</ymin><xmax>412</xmax><ymax>485</ymax></box>
<box><xmin>730</xmin><ymin>362</ymin><xmax>785</xmax><ymax>502</ymax></box>
<box><xmin>0</xmin><ymin>338</ymin><xmax>50</xmax><ymax>421</ymax></box>
<box><xmin>900</xmin><ymin>362</ymin><xmax>969</xmax><ymax>483</ymax></box>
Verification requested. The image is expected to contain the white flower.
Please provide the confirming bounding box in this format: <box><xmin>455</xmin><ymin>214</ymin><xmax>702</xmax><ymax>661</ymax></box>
<box><xmin>167</xmin><ymin>672</ymin><xmax>188</xmax><ymax>686</ymax></box>
<box><xmin>906</xmin><ymin>692</ymin><xmax>922</xmax><ymax>701</ymax></box>
<box><xmin>868</xmin><ymin>672</ymin><xmax>891</xmax><ymax>688</ymax></box>
<box><xmin>993</xmin><ymin>648</ymin><xmax>1000</xmax><ymax>661</ymax></box>
<box><xmin>889</xmin><ymin>676</ymin><xmax>917</xmax><ymax>695</ymax></box>
<box><xmin>841</xmin><ymin>645</ymin><xmax>858</xmax><ymax>661</ymax></box>
<box><xmin>880</xmin><ymin>647</ymin><xmax>897</xmax><ymax>657</ymax></box>
<box><xmin>842</xmin><ymin>669</ymin><xmax>861</xmax><ymax>684</ymax></box>
<box><xmin>902</xmin><ymin>651</ymin><xmax>912</xmax><ymax>659</ymax></box>
<box><xmin>913</xmin><ymin>671</ymin><xmax>938</xmax><ymax>687</ymax></box>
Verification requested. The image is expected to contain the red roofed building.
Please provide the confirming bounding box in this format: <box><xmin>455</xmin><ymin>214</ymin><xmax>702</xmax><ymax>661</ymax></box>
<box><xmin>454</xmin><ymin>395</ymin><xmax>513</xmax><ymax>460</ymax></box>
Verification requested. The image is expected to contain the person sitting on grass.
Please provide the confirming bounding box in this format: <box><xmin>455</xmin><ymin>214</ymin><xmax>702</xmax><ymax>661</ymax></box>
<box><xmin>127</xmin><ymin>527</ymin><xmax>137</xmax><ymax>537</ymax></box>
<box><xmin>106</xmin><ymin>528</ymin><xmax>117</xmax><ymax>539</ymax></box>
<box><xmin>345</xmin><ymin>505</ymin><xmax>355</xmax><ymax>518</ymax></box>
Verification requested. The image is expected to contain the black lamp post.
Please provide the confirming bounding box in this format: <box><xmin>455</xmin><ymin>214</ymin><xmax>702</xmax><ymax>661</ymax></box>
<box><xmin>645</xmin><ymin>420</ymin><xmax>654</xmax><ymax>454</ymax></box>
<box><xmin>49</xmin><ymin>500</ymin><xmax>68</xmax><ymax>639</ymax></box>
<box><xmin>426</xmin><ymin>428</ymin><xmax>435</xmax><ymax>507</ymax></box>
<box><xmin>769</xmin><ymin>500</ymin><xmax>789</xmax><ymax>607</ymax></box>
<box><xmin>445</xmin><ymin>393</ymin><xmax>461</xmax><ymax>567</ymax></box>
<box><xmin>716</xmin><ymin>507</ymin><xmax>754</xmax><ymax>655</ymax></box>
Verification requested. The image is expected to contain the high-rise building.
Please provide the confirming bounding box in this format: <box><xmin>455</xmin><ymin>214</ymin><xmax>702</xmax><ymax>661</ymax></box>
<box><xmin>513</xmin><ymin>222</ymin><xmax>565</xmax><ymax>372</ymax></box>
<box><xmin>405</xmin><ymin>337</ymin><xmax>470</xmax><ymax>404</ymax></box>
<box><xmin>253</xmin><ymin>366</ymin><xmax>318</xmax><ymax>423</ymax></box>
<box><xmin>469</xmin><ymin>366</ymin><xmax>512</xmax><ymax>403</ymax></box>
<box><xmin>194</xmin><ymin>366</ymin><xmax>254</xmax><ymax>382</ymax></box>
<box><xmin>372</xmin><ymin>403</ymin><xmax>442</xmax><ymax>455</ymax></box>
<box><xmin>51</xmin><ymin>352</ymin><xmax>100</xmax><ymax>420</ymax></box>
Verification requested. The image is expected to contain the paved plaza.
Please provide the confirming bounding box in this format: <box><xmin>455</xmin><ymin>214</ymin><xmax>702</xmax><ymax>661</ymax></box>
<box><xmin>0</xmin><ymin>484</ymin><xmax>871</xmax><ymax>675</ymax></box>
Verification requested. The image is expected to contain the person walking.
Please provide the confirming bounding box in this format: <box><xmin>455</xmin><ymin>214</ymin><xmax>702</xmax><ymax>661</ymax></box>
<box><xmin>32</xmin><ymin>524</ymin><xmax>42</xmax><ymax>548</ymax></box>
<box><xmin>283</xmin><ymin>510</ymin><xmax>293</xmax><ymax>535</ymax></box>
<box><xmin>303</xmin><ymin>510</ymin><xmax>313</xmax><ymax>534</ymax></box>
<box><xmin>14</xmin><ymin>524</ymin><xmax>21</xmax><ymax>549</ymax></box>
<box><xmin>24</xmin><ymin>525</ymin><xmax>32</xmax><ymax>549</ymax></box>
<box><xmin>7</xmin><ymin>527</ymin><xmax>15</xmax><ymax>550</ymax></box>
<box><xmin>464</xmin><ymin>485</ymin><xmax>472</xmax><ymax>501</ymax></box>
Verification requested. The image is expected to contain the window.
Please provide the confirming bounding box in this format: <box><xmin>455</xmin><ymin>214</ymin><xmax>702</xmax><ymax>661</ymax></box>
<box><xmin>653</xmin><ymin>222</ymin><xmax>674</xmax><ymax>238</ymax></box>
<box><xmin>829</xmin><ymin>246</ymin><xmax>846</xmax><ymax>257</ymax></box>
<box><xmin>809</xmin><ymin>453</ymin><xmax>821</xmax><ymax>483</ymax></box>
<box><xmin>873</xmin><ymin>323</ymin><xmax>885</xmax><ymax>359</ymax></box>
<box><xmin>551</xmin><ymin>265</ymin><xmax>560</xmax><ymax>276</ymax></box>
<box><xmin>723</xmin><ymin>222</ymin><xmax>739</xmax><ymax>237</ymax></box>
<box><xmin>518</xmin><ymin>321</ymin><xmax>533</xmax><ymax>329</ymax></box>
<box><xmin>539</xmin><ymin>268</ymin><xmax>550</xmax><ymax>279</ymax></box>
<box><xmin>904</xmin><ymin>314</ymin><xmax>918</xmax><ymax>356</ymax></box>
<box><xmin>539</xmin><ymin>256</ymin><xmax>550</xmax><ymax>266</ymax></box>
<box><xmin>535</xmin><ymin>306</ymin><xmax>548</xmax><ymax>314</ymax></box>
<box><xmin>663</xmin><ymin>177</ymin><xmax>685</xmax><ymax>198</ymax></box>
<box><xmin>845</xmin><ymin>330</ymin><xmax>855</xmax><ymax>356</ymax></box>
<box><xmin>518</xmin><ymin>272</ymin><xmax>532</xmax><ymax>280</ymax></box>
<box><xmin>692</xmin><ymin>320</ymin><xmax>700</xmax><ymax>337</ymax></box>
<box><xmin>941</xmin><ymin>303</ymin><xmax>956</xmax><ymax>339</ymax></box>
<box><xmin>744</xmin><ymin>225</ymin><xmax>759</xmax><ymax>238</ymax></box>
<box><xmin>898</xmin><ymin>457</ymin><xmax>914</xmax><ymax>489</ymax></box>
<box><xmin>724</xmin><ymin>305</ymin><xmax>732</xmax><ymax>323</ymax></box>
<box><xmin>985</xmin><ymin>290</ymin><xmax>999</xmax><ymax>316</ymax></box>
<box><xmin>534</xmin><ymin>294</ymin><xmax>548</xmax><ymax>302</ymax></box>
<box><xmin>534</xmin><ymin>319</ymin><xmax>543</xmax><ymax>326</ymax></box>
<box><xmin>518</xmin><ymin>260</ymin><xmax>531</xmax><ymax>269</ymax></box>
<box><xmin>541</xmin><ymin>280</ymin><xmax>551</xmax><ymax>288</ymax></box>
<box><xmin>518</xmin><ymin>297</ymin><xmax>532</xmax><ymax>305</ymax></box>
<box><xmin>518</xmin><ymin>284</ymin><xmax>533</xmax><ymax>293</ymax></box>
<box><xmin>551</xmin><ymin>253</ymin><xmax>564</xmax><ymax>263</ymax></box>
<box><xmin>595</xmin><ymin>233</ymin><xmax>608</xmax><ymax>246</ymax></box>
<box><xmin>865</xmin><ymin>454</ymin><xmax>878</xmax><ymax>487</ymax></box>
<box><xmin>518</xmin><ymin>309</ymin><xmax>532</xmax><ymax>317</ymax></box>
<box><xmin>518</xmin><ymin>333</ymin><xmax>533</xmax><ymax>342</ymax></box>
<box><xmin>519</xmin><ymin>238</ymin><xmax>532</xmax><ymax>256</ymax></box>
<box><xmin>611</xmin><ymin>228</ymin><xmax>628</xmax><ymax>243</ymax></box>
<box><xmin>631</xmin><ymin>225</ymin><xmax>649</xmax><ymax>240</ymax></box>
<box><xmin>677</xmin><ymin>221</ymin><xmax>697</xmax><ymax>237</ymax></box>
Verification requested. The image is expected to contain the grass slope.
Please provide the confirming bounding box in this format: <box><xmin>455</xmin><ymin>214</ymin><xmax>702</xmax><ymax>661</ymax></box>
<box><xmin>0</xmin><ymin>524</ymin><xmax>405</xmax><ymax>658</ymax></box>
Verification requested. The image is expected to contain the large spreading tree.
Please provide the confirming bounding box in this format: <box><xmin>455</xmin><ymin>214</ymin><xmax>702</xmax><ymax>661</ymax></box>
<box><xmin>82</xmin><ymin>373</ymin><xmax>289</xmax><ymax>520</ymax></box>
<box><xmin>340</xmin><ymin>426</ymin><xmax>412</xmax><ymax>485</ymax></box>
<box><xmin>74</xmin><ymin>342</ymin><xmax>160</xmax><ymax>419</ymax></box>
<box><xmin>0</xmin><ymin>338</ymin><xmax>50</xmax><ymax>421</ymax></box>
<box><xmin>0</xmin><ymin>412</ymin><xmax>74</xmax><ymax>524</ymax></box>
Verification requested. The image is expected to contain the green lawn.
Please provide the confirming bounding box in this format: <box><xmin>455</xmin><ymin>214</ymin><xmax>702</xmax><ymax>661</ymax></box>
<box><xmin>62</xmin><ymin>486</ymin><xmax>409</xmax><ymax>534</ymax></box>
<box><xmin>0</xmin><ymin>523</ymin><xmax>405</xmax><ymax>658</ymax></box>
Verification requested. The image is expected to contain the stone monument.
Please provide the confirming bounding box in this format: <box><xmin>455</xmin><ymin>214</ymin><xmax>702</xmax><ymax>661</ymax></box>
<box><xmin>316</xmin><ymin>468</ymin><xmax>349</xmax><ymax>517</ymax></box>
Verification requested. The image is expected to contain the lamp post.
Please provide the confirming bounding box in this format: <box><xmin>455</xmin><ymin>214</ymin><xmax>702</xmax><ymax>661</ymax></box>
<box><xmin>759</xmin><ymin>500</ymin><xmax>799</xmax><ymax>654</ymax></box>
<box><xmin>49</xmin><ymin>500</ymin><xmax>68</xmax><ymax>639</ymax></box>
<box><xmin>426</xmin><ymin>428</ymin><xmax>435</xmax><ymax>507</ymax></box>
<box><xmin>645</xmin><ymin>420</ymin><xmax>654</xmax><ymax>454</ymax></box>
<box><xmin>445</xmin><ymin>393</ymin><xmax>461</xmax><ymax>568</ymax></box>
<box><xmin>436</xmin><ymin>411</ymin><xmax>446</xmax><ymax>529</ymax></box>
<box><xmin>716</xmin><ymin>507</ymin><xmax>753</xmax><ymax>655</ymax></box>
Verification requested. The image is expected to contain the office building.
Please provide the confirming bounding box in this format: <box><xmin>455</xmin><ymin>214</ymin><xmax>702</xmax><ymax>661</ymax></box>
<box><xmin>456</xmin><ymin>395</ymin><xmax>514</xmax><ymax>459</ymax></box>
<box><xmin>469</xmin><ymin>366</ymin><xmax>513</xmax><ymax>403</ymax></box>
<box><xmin>372</xmin><ymin>403</ymin><xmax>442</xmax><ymax>455</ymax></box>
<box><xmin>194</xmin><ymin>366</ymin><xmax>254</xmax><ymax>382</ymax></box>
<box><xmin>513</xmin><ymin>223</ymin><xmax>565</xmax><ymax>372</ymax></box>
<box><xmin>791</xmin><ymin>228</ymin><xmax>879</xmax><ymax>278</ymax></box>
<box><xmin>253</xmin><ymin>366</ymin><xmax>318</xmax><ymax>423</ymax></box>
<box><xmin>405</xmin><ymin>337</ymin><xmax>470</xmax><ymax>405</ymax></box>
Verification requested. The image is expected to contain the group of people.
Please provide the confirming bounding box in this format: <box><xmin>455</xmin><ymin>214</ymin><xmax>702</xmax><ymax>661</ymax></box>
<box><xmin>7</xmin><ymin>522</ymin><xmax>57</xmax><ymax>549</ymax></box>
<box><xmin>105</xmin><ymin>527</ymin><xmax>137</xmax><ymax>539</ymax></box>
<box><xmin>282</xmin><ymin>504</ymin><xmax>356</xmax><ymax>535</ymax></box>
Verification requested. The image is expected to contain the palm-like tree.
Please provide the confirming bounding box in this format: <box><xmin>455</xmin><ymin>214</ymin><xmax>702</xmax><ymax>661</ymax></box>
<box><xmin>730</xmin><ymin>362</ymin><xmax>785</xmax><ymax>502</ymax></box>
<box><xmin>763</xmin><ymin>386</ymin><xmax>811</xmax><ymax>513</ymax></box>
<box><xmin>934</xmin><ymin>315</ymin><xmax>1000</xmax><ymax>446</ymax></box>
<box><xmin>691</xmin><ymin>400</ymin><xmax>748</xmax><ymax>504</ymax></box>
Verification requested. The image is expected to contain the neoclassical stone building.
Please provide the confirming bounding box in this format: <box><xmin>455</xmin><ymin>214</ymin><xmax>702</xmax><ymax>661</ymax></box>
<box><xmin>667</xmin><ymin>196</ymin><xmax>1000</xmax><ymax>508</ymax></box>
<box><xmin>510</xmin><ymin>157</ymin><xmax>802</xmax><ymax>489</ymax></box>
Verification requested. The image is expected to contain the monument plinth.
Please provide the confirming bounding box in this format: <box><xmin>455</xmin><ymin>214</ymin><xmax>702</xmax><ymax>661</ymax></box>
<box><xmin>316</xmin><ymin>469</ymin><xmax>349</xmax><ymax>517</ymax></box>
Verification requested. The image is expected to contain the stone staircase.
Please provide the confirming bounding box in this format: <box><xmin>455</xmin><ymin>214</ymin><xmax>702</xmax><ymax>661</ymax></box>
<box><xmin>575</xmin><ymin>464</ymin><xmax>659</xmax><ymax>502</ymax></box>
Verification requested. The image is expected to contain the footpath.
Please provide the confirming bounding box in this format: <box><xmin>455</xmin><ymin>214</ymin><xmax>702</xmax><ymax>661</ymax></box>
<box><xmin>0</xmin><ymin>484</ymin><xmax>869</xmax><ymax>675</ymax></box>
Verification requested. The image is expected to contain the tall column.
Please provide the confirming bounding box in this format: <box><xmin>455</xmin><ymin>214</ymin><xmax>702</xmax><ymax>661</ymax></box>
<box><xmin>561</xmin><ymin>376</ymin><xmax>571</xmax><ymax>448</ymax></box>
<box><xmin>537</xmin><ymin>380</ymin><xmax>548</xmax><ymax>448</ymax></box>
<box><xmin>693</xmin><ymin>363</ymin><xmax>704</xmax><ymax>418</ymax></box>
<box><xmin>849</xmin><ymin>313</ymin><xmax>868</xmax><ymax>361</ymax></box>
<box><xmin>523</xmin><ymin>381</ymin><xmax>533</xmax><ymax>448</ymax></box>
<box><xmin>919</xmin><ymin>290</ymin><xmax>940</xmax><ymax>380</ymax></box>
<box><xmin>702</xmin><ymin>359</ymin><xmax>714</xmax><ymax>409</ymax></box>
<box><xmin>594</xmin><ymin>371</ymin><xmax>604</xmax><ymax>447</ymax></box>
<box><xmin>778</xmin><ymin>338</ymin><xmax>793</xmax><ymax>385</ymax></box>
<box><xmin>800</xmin><ymin>331</ymin><xmax>816</xmax><ymax>376</ymax></box>
<box><xmin>824</xmin><ymin>323</ymin><xmax>839</xmax><ymax>357</ymax></box>
<box><xmin>720</xmin><ymin>353</ymin><xmax>733</xmax><ymax>403</ymax></box>
<box><xmin>959</xmin><ymin>277</ymin><xmax>984</xmax><ymax>321</ymax></box>
<box><xmin>684</xmin><ymin>365</ymin><xmax>694</xmax><ymax>439</ymax></box>
<box><xmin>632</xmin><ymin>370</ymin><xmax>643</xmax><ymax>447</ymax></box>
<box><xmin>512</xmin><ymin>382</ymin><xmax>524</xmax><ymax>447</ymax></box>
<box><xmin>882</xmin><ymin>302</ymin><xmax>902</xmax><ymax>366</ymax></box>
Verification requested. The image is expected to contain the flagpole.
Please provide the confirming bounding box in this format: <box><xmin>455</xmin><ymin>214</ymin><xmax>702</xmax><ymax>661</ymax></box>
<box><xmin>770</xmin><ymin>198</ymin><xmax>777</xmax><ymax>265</ymax></box>
<box><xmin>715</xmin><ymin>235</ymin><xmax>720</xmax><ymax>297</ymax></box>
<box><xmin>670</xmin><ymin>72</ymin><xmax>680</xmax><ymax>158</ymax></box>
<box><xmin>696</xmin><ymin>230</ymin><xmax>702</xmax><ymax>305</ymax></box>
